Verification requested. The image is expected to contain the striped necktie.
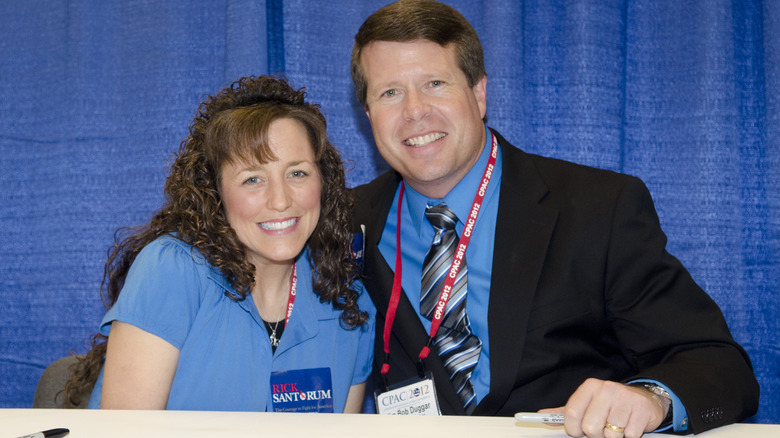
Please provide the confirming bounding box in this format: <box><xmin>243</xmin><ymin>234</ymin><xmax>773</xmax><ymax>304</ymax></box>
<box><xmin>420</xmin><ymin>203</ymin><xmax>482</xmax><ymax>414</ymax></box>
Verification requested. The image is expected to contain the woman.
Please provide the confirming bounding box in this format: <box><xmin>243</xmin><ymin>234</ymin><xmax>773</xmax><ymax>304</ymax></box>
<box><xmin>65</xmin><ymin>76</ymin><xmax>374</xmax><ymax>413</ymax></box>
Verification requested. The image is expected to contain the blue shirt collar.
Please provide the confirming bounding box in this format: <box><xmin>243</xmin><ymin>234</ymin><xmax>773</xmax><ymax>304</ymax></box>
<box><xmin>405</xmin><ymin>125</ymin><xmax>492</xmax><ymax>238</ymax></box>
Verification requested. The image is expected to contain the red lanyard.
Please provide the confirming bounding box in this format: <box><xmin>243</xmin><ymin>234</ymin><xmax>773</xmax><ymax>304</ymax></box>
<box><xmin>284</xmin><ymin>264</ymin><xmax>297</xmax><ymax>326</ymax></box>
<box><xmin>380</xmin><ymin>133</ymin><xmax>498</xmax><ymax>376</ymax></box>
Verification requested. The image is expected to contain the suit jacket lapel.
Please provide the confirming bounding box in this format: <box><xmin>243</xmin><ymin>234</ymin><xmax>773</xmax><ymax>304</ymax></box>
<box><xmin>358</xmin><ymin>171</ymin><xmax>398</xmax><ymax>322</ymax></box>
<box><xmin>475</xmin><ymin>131</ymin><xmax>559</xmax><ymax>415</ymax></box>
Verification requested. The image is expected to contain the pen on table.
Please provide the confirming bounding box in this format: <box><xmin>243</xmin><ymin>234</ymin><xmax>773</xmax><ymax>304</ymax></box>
<box><xmin>514</xmin><ymin>412</ymin><xmax>565</xmax><ymax>424</ymax></box>
<box><xmin>15</xmin><ymin>428</ymin><xmax>69</xmax><ymax>438</ymax></box>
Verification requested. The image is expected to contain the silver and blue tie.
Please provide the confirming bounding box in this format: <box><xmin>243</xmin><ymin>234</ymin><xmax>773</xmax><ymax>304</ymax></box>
<box><xmin>421</xmin><ymin>203</ymin><xmax>482</xmax><ymax>414</ymax></box>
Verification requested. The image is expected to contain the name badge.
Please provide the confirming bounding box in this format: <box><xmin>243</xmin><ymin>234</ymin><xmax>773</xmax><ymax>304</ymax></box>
<box><xmin>270</xmin><ymin>367</ymin><xmax>334</xmax><ymax>413</ymax></box>
<box><xmin>374</xmin><ymin>372</ymin><xmax>441</xmax><ymax>415</ymax></box>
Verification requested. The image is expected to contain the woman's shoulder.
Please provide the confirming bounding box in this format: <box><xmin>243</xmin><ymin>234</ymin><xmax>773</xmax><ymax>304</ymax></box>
<box><xmin>128</xmin><ymin>234</ymin><xmax>233</xmax><ymax>290</ymax></box>
<box><xmin>136</xmin><ymin>234</ymin><xmax>209</xmax><ymax>270</ymax></box>
<box><xmin>143</xmin><ymin>233</ymin><xmax>198</xmax><ymax>255</ymax></box>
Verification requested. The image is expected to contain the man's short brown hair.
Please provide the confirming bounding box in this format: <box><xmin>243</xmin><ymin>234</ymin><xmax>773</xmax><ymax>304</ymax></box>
<box><xmin>351</xmin><ymin>0</ymin><xmax>487</xmax><ymax>108</ymax></box>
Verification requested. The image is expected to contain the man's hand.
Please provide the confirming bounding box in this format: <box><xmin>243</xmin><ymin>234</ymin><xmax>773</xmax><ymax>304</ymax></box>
<box><xmin>539</xmin><ymin>378</ymin><xmax>670</xmax><ymax>438</ymax></box>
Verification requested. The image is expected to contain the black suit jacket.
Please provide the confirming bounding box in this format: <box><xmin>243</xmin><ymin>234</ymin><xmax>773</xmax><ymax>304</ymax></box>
<box><xmin>352</xmin><ymin>129</ymin><xmax>759</xmax><ymax>432</ymax></box>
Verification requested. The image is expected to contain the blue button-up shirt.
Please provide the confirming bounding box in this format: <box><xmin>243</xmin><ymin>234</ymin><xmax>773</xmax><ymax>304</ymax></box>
<box><xmin>379</xmin><ymin>126</ymin><xmax>501</xmax><ymax>403</ymax></box>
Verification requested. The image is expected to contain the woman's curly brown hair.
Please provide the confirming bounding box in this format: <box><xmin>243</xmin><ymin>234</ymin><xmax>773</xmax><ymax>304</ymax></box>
<box><xmin>63</xmin><ymin>76</ymin><xmax>366</xmax><ymax>407</ymax></box>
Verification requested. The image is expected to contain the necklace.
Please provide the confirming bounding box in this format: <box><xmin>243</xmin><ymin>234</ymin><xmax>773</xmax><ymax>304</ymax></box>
<box><xmin>260</xmin><ymin>264</ymin><xmax>297</xmax><ymax>351</ymax></box>
<box><xmin>266</xmin><ymin>319</ymin><xmax>283</xmax><ymax>348</ymax></box>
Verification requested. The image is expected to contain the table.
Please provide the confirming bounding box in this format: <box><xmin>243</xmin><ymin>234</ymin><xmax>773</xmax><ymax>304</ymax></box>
<box><xmin>2</xmin><ymin>409</ymin><xmax>778</xmax><ymax>437</ymax></box>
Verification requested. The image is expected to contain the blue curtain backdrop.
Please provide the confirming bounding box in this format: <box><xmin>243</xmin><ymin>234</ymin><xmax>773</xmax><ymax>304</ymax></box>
<box><xmin>1</xmin><ymin>0</ymin><xmax>777</xmax><ymax>423</ymax></box>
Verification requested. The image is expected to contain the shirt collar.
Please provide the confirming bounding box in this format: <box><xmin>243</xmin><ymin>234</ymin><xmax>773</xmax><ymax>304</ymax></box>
<box><xmin>405</xmin><ymin>125</ymin><xmax>492</xmax><ymax>238</ymax></box>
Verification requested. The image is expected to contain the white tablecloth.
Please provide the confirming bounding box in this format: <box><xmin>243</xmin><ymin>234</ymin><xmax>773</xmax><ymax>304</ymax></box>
<box><xmin>2</xmin><ymin>409</ymin><xmax>777</xmax><ymax>438</ymax></box>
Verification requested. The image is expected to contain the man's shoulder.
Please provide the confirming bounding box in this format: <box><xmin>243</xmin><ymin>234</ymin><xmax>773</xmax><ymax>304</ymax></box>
<box><xmin>499</xmin><ymin>138</ymin><xmax>635</xmax><ymax>185</ymax></box>
<box><xmin>349</xmin><ymin>170</ymin><xmax>400</xmax><ymax>229</ymax></box>
<box><xmin>493</xmin><ymin>130</ymin><xmax>644</xmax><ymax>202</ymax></box>
<box><xmin>351</xmin><ymin>170</ymin><xmax>401</xmax><ymax>201</ymax></box>
<box><xmin>528</xmin><ymin>152</ymin><xmax>631</xmax><ymax>182</ymax></box>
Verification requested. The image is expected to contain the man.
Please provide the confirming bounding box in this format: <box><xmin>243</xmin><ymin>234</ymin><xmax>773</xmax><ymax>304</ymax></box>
<box><xmin>350</xmin><ymin>0</ymin><xmax>759</xmax><ymax>436</ymax></box>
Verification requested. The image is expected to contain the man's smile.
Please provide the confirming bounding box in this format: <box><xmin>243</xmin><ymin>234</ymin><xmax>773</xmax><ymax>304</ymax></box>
<box><xmin>403</xmin><ymin>132</ymin><xmax>446</xmax><ymax>147</ymax></box>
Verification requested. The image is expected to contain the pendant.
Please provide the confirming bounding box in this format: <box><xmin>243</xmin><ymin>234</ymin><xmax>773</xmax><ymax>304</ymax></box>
<box><xmin>270</xmin><ymin>331</ymin><xmax>279</xmax><ymax>348</ymax></box>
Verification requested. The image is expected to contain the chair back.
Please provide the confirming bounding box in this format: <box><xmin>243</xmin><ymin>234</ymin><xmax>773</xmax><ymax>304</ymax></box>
<box><xmin>33</xmin><ymin>355</ymin><xmax>89</xmax><ymax>408</ymax></box>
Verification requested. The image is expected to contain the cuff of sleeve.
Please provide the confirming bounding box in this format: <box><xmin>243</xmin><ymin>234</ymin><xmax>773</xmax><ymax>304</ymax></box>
<box><xmin>629</xmin><ymin>379</ymin><xmax>689</xmax><ymax>432</ymax></box>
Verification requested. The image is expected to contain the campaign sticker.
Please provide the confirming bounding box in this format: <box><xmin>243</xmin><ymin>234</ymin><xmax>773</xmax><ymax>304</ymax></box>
<box><xmin>270</xmin><ymin>367</ymin><xmax>334</xmax><ymax>413</ymax></box>
<box><xmin>352</xmin><ymin>225</ymin><xmax>366</xmax><ymax>270</ymax></box>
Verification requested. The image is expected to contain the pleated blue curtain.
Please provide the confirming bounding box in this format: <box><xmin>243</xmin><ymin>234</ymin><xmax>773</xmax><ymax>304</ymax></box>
<box><xmin>1</xmin><ymin>0</ymin><xmax>777</xmax><ymax>423</ymax></box>
<box><xmin>0</xmin><ymin>0</ymin><xmax>279</xmax><ymax>408</ymax></box>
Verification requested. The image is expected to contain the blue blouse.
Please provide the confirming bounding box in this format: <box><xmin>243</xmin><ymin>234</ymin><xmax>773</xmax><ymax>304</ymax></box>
<box><xmin>88</xmin><ymin>234</ymin><xmax>375</xmax><ymax>412</ymax></box>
